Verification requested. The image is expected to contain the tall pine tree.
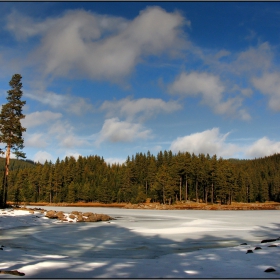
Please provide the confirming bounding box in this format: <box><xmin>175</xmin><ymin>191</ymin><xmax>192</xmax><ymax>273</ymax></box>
<box><xmin>0</xmin><ymin>74</ymin><xmax>26</xmax><ymax>208</ymax></box>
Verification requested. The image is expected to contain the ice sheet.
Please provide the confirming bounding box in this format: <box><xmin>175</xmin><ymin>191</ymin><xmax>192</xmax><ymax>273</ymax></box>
<box><xmin>0</xmin><ymin>207</ymin><xmax>279</xmax><ymax>278</ymax></box>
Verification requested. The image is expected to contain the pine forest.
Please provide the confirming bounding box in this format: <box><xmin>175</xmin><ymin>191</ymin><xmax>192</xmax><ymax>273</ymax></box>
<box><xmin>2</xmin><ymin>150</ymin><xmax>280</xmax><ymax>205</ymax></box>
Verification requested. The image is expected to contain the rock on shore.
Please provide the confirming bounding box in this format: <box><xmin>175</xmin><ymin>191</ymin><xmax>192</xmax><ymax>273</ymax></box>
<box><xmin>45</xmin><ymin>210</ymin><xmax>114</xmax><ymax>222</ymax></box>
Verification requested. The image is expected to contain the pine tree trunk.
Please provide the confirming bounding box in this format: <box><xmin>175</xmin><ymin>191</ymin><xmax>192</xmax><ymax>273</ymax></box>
<box><xmin>185</xmin><ymin>176</ymin><xmax>188</xmax><ymax>202</ymax></box>
<box><xmin>179</xmin><ymin>176</ymin><xmax>182</xmax><ymax>201</ymax></box>
<box><xmin>1</xmin><ymin>170</ymin><xmax>6</xmax><ymax>208</ymax></box>
<box><xmin>3</xmin><ymin>145</ymin><xmax>10</xmax><ymax>207</ymax></box>
<box><xmin>196</xmin><ymin>179</ymin><xmax>198</xmax><ymax>203</ymax></box>
<box><xmin>145</xmin><ymin>181</ymin><xmax>147</xmax><ymax>196</ymax></box>
<box><xmin>163</xmin><ymin>185</ymin><xmax>165</xmax><ymax>204</ymax></box>
<box><xmin>211</xmin><ymin>182</ymin><xmax>214</xmax><ymax>204</ymax></box>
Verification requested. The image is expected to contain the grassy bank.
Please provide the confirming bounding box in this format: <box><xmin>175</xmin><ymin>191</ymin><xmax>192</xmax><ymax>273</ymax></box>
<box><xmin>7</xmin><ymin>201</ymin><xmax>280</xmax><ymax>210</ymax></box>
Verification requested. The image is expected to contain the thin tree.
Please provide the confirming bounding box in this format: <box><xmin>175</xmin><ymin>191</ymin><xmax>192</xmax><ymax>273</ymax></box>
<box><xmin>0</xmin><ymin>74</ymin><xmax>26</xmax><ymax>208</ymax></box>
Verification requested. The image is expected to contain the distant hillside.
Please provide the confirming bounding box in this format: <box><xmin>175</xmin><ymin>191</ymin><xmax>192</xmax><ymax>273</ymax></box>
<box><xmin>0</xmin><ymin>157</ymin><xmax>35</xmax><ymax>171</ymax></box>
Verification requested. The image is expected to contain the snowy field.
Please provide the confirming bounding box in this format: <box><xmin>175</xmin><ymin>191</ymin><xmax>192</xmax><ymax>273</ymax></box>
<box><xmin>0</xmin><ymin>206</ymin><xmax>280</xmax><ymax>278</ymax></box>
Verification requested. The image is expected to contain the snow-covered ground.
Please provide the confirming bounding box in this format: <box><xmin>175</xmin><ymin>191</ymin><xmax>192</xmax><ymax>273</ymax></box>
<box><xmin>0</xmin><ymin>206</ymin><xmax>280</xmax><ymax>278</ymax></box>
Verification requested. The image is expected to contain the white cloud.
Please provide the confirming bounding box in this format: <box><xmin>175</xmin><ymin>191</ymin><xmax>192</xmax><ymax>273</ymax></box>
<box><xmin>33</xmin><ymin>151</ymin><xmax>54</xmax><ymax>164</ymax></box>
<box><xmin>169</xmin><ymin>72</ymin><xmax>250</xmax><ymax>120</ymax></box>
<box><xmin>64</xmin><ymin>152</ymin><xmax>82</xmax><ymax>160</ymax></box>
<box><xmin>170</xmin><ymin>128</ymin><xmax>280</xmax><ymax>159</ymax></box>
<box><xmin>25</xmin><ymin>88</ymin><xmax>92</xmax><ymax>115</ymax></box>
<box><xmin>100</xmin><ymin>97</ymin><xmax>181</xmax><ymax>121</ymax></box>
<box><xmin>170</xmin><ymin>128</ymin><xmax>239</xmax><ymax>158</ymax></box>
<box><xmin>252</xmin><ymin>72</ymin><xmax>280</xmax><ymax>111</ymax></box>
<box><xmin>241</xmin><ymin>88</ymin><xmax>253</xmax><ymax>97</ymax></box>
<box><xmin>6</xmin><ymin>9</ymin><xmax>128</xmax><ymax>42</ymax></box>
<box><xmin>60</xmin><ymin>135</ymin><xmax>88</xmax><ymax>149</ymax></box>
<box><xmin>245</xmin><ymin>137</ymin><xmax>280</xmax><ymax>159</ymax></box>
<box><xmin>22</xmin><ymin>110</ymin><xmax>62</xmax><ymax>128</ymax></box>
<box><xmin>6</xmin><ymin>7</ymin><xmax>186</xmax><ymax>82</ymax></box>
<box><xmin>96</xmin><ymin>118</ymin><xmax>152</xmax><ymax>145</ymax></box>
<box><xmin>104</xmin><ymin>157</ymin><xmax>126</xmax><ymax>165</ymax></box>
<box><xmin>170</xmin><ymin>72</ymin><xmax>225</xmax><ymax>98</ymax></box>
<box><xmin>233</xmin><ymin>42</ymin><xmax>273</xmax><ymax>74</ymax></box>
<box><xmin>48</xmin><ymin>120</ymin><xmax>89</xmax><ymax>149</ymax></box>
<box><xmin>214</xmin><ymin>49</ymin><xmax>231</xmax><ymax>60</ymax></box>
<box><xmin>25</xmin><ymin>133</ymin><xmax>48</xmax><ymax>148</ymax></box>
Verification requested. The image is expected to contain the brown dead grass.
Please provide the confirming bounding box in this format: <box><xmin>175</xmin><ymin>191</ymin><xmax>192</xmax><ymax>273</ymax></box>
<box><xmin>7</xmin><ymin>201</ymin><xmax>280</xmax><ymax>210</ymax></box>
<box><xmin>7</xmin><ymin>201</ymin><xmax>127</xmax><ymax>208</ymax></box>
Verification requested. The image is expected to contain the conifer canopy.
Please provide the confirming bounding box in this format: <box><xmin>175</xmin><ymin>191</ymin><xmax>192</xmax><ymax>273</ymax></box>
<box><xmin>0</xmin><ymin>74</ymin><xmax>26</xmax><ymax>159</ymax></box>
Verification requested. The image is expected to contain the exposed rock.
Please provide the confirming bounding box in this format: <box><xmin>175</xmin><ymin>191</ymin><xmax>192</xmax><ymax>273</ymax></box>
<box><xmin>254</xmin><ymin>247</ymin><xmax>262</xmax><ymax>250</ymax></box>
<box><xmin>268</xmin><ymin>244</ymin><xmax>277</xmax><ymax>247</ymax></box>
<box><xmin>261</xmin><ymin>238</ymin><xmax>278</xmax><ymax>243</ymax></box>
<box><xmin>246</xmin><ymin>250</ymin><xmax>253</xmax><ymax>254</ymax></box>
<box><xmin>45</xmin><ymin>210</ymin><xmax>58</xmax><ymax>219</ymax></box>
<box><xmin>240</xmin><ymin>243</ymin><xmax>247</xmax><ymax>245</ymax></box>
<box><xmin>82</xmin><ymin>212</ymin><xmax>93</xmax><ymax>217</ymax></box>
<box><xmin>44</xmin><ymin>209</ymin><xmax>113</xmax><ymax>223</ymax></box>
<box><xmin>0</xmin><ymin>270</ymin><xmax>25</xmax><ymax>276</ymax></box>
<box><xmin>86</xmin><ymin>215</ymin><xmax>98</xmax><ymax>222</ymax></box>
<box><xmin>100</xmin><ymin>214</ymin><xmax>111</xmax><ymax>221</ymax></box>
<box><xmin>76</xmin><ymin>214</ymin><xmax>84</xmax><ymax>222</ymax></box>
<box><xmin>264</xmin><ymin>267</ymin><xmax>276</xmax><ymax>272</ymax></box>
<box><xmin>56</xmin><ymin>211</ymin><xmax>65</xmax><ymax>220</ymax></box>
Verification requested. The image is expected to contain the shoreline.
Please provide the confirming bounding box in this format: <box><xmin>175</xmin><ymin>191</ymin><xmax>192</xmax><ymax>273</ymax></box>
<box><xmin>8</xmin><ymin>201</ymin><xmax>280</xmax><ymax>210</ymax></box>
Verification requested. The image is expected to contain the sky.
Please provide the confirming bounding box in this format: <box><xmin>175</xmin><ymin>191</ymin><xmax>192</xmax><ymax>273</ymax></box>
<box><xmin>1</xmin><ymin>2</ymin><xmax>280</xmax><ymax>164</ymax></box>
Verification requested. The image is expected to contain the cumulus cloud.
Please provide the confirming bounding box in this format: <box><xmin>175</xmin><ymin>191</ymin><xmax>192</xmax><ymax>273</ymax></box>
<box><xmin>6</xmin><ymin>7</ymin><xmax>186</xmax><ymax>82</ymax></box>
<box><xmin>25</xmin><ymin>88</ymin><xmax>92</xmax><ymax>115</ymax></box>
<box><xmin>64</xmin><ymin>152</ymin><xmax>82</xmax><ymax>160</ymax></box>
<box><xmin>245</xmin><ymin>137</ymin><xmax>280</xmax><ymax>159</ymax></box>
<box><xmin>233</xmin><ymin>42</ymin><xmax>273</xmax><ymax>74</ymax></box>
<box><xmin>169</xmin><ymin>72</ymin><xmax>250</xmax><ymax>120</ymax></box>
<box><xmin>33</xmin><ymin>151</ymin><xmax>54</xmax><ymax>164</ymax></box>
<box><xmin>48</xmin><ymin>120</ymin><xmax>89</xmax><ymax>148</ymax></box>
<box><xmin>21</xmin><ymin>111</ymin><xmax>87</xmax><ymax>150</ymax></box>
<box><xmin>96</xmin><ymin>118</ymin><xmax>152</xmax><ymax>145</ymax></box>
<box><xmin>252</xmin><ymin>72</ymin><xmax>280</xmax><ymax>111</ymax></box>
<box><xmin>170</xmin><ymin>127</ymin><xmax>280</xmax><ymax>159</ymax></box>
<box><xmin>169</xmin><ymin>128</ymin><xmax>239</xmax><ymax>158</ymax></box>
<box><xmin>105</xmin><ymin>157</ymin><xmax>126</xmax><ymax>165</ymax></box>
<box><xmin>100</xmin><ymin>97</ymin><xmax>181</xmax><ymax>121</ymax></box>
<box><xmin>25</xmin><ymin>133</ymin><xmax>48</xmax><ymax>148</ymax></box>
<box><xmin>22</xmin><ymin>110</ymin><xmax>62</xmax><ymax>128</ymax></box>
<box><xmin>169</xmin><ymin>72</ymin><xmax>225</xmax><ymax>98</ymax></box>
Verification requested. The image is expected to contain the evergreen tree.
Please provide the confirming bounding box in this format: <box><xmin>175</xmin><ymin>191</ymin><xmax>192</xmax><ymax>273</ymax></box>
<box><xmin>0</xmin><ymin>74</ymin><xmax>26</xmax><ymax>208</ymax></box>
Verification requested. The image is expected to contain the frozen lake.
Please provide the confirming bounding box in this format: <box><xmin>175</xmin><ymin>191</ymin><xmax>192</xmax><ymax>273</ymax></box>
<box><xmin>2</xmin><ymin>207</ymin><xmax>279</xmax><ymax>260</ymax></box>
<box><xmin>1</xmin><ymin>207</ymin><xmax>280</xmax><ymax>278</ymax></box>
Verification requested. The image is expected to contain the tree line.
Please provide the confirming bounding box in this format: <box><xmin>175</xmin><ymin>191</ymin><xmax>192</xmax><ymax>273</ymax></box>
<box><xmin>0</xmin><ymin>74</ymin><xmax>279</xmax><ymax>206</ymax></box>
<box><xmin>3</xmin><ymin>150</ymin><xmax>280</xmax><ymax>205</ymax></box>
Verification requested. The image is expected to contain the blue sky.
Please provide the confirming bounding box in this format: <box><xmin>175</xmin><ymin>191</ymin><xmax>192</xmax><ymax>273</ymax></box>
<box><xmin>1</xmin><ymin>2</ymin><xmax>280</xmax><ymax>164</ymax></box>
